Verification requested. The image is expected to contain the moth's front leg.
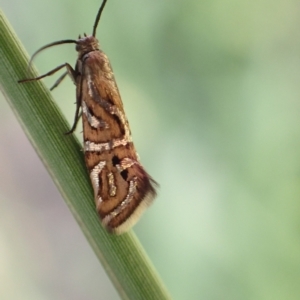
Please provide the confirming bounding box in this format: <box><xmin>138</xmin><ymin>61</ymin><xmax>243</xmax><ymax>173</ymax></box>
<box><xmin>18</xmin><ymin>63</ymin><xmax>76</xmax><ymax>84</ymax></box>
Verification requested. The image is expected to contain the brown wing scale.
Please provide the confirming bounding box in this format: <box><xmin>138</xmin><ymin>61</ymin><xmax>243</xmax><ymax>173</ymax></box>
<box><xmin>79</xmin><ymin>48</ymin><xmax>156</xmax><ymax>234</ymax></box>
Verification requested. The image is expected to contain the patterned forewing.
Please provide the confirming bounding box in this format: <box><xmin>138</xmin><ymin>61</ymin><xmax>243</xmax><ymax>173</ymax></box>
<box><xmin>80</xmin><ymin>50</ymin><xmax>156</xmax><ymax>233</ymax></box>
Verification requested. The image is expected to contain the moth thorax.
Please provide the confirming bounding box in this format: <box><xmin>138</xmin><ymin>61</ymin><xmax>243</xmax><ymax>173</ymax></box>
<box><xmin>76</xmin><ymin>36</ymin><xmax>100</xmax><ymax>56</ymax></box>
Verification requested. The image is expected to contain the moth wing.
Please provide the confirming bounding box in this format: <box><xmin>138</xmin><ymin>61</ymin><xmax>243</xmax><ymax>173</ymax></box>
<box><xmin>81</xmin><ymin>50</ymin><xmax>157</xmax><ymax>234</ymax></box>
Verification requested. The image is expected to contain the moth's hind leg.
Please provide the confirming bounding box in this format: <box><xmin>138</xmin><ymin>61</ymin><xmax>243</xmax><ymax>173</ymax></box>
<box><xmin>65</xmin><ymin>110</ymin><xmax>82</xmax><ymax>135</ymax></box>
<box><xmin>65</xmin><ymin>65</ymin><xmax>83</xmax><ymax>135</ymax></box>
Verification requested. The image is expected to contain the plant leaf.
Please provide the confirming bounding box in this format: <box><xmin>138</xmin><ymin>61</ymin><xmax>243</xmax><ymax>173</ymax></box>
<box><xmin>0</xmin><ymin>9</ymin><xmax>171</xmax><ymax>300</ymax></box>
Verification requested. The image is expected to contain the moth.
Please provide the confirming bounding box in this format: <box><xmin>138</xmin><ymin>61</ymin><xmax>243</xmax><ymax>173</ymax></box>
<box><xmin>19</xmin><ymin>0</ymin><xmax>157</xmax><ymax>234</ymax></box>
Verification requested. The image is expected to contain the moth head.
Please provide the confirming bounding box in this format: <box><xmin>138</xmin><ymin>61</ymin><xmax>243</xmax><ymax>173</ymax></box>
<box><xmin>74</xmin><ymin>0</ymin><xmax>107</xmax><ymax>57</ymax></box>
<box><xmin>75</xmin><ymin>36</ymin><xmax>100</xmax><ymax>56</ymax></box>
<box><xmin>19</xmin><ymin>1</ymin><xmax>108</xmax><ymax>73</ymax></box>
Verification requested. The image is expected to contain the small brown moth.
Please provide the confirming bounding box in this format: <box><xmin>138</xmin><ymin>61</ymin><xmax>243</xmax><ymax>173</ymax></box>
<box><xmin>19</xmin><ymin>0</ymin><xmax>157</xmax><ymax>234</ymax></box>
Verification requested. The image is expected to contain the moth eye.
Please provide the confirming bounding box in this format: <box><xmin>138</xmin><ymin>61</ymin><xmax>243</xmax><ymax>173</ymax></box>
<box><xmin>112</xmin><ymin>155</ymin><xmax>120</xmax><ymax>165</ymax></box>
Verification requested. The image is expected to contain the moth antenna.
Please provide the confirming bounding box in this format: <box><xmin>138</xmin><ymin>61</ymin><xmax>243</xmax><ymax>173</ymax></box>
<box><xmin>92</xmin><ymin>0</ymin><xmax>108</xmax><ymax>37</ymax></box>
<box><xmin>84</xmin><ymin>33</ymin><xmax>87</xmax><ymax>37</ymax></box>
<box><xmin>27</xmin><ymin>39</ymin><xmax>78</xmax><ymax>72</ymax></box>
<box><xmin>78</xmin><ymin>34</ymin><xmax>81</xmax><ymax>39</ymax></box>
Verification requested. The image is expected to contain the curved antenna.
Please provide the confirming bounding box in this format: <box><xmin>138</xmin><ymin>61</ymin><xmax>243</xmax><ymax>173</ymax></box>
<box><xmin>28</xmin><ymin>39</ymin><xmax>78</xmax><ymax>70</ymax></box>
<box><xmin>92</xmin><ymin>0</ymin><xmax>108</xmax><ymax>37</ymax></box>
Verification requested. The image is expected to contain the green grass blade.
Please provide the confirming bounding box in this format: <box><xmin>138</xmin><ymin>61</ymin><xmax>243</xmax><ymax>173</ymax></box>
<box><xmin>0</xmin><ymin>9</ymin><xmax>172</xmax><ymax>300</ymax></box>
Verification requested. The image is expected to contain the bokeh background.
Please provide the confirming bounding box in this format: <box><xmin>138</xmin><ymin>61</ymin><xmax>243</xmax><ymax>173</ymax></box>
<box><xmin>1</xmin><ymin>0</ymin><xmax>300</xmax><ymax>299</ymax></box>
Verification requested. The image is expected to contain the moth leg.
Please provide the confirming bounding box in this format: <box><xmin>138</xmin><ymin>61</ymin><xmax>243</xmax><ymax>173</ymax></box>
<box><xmin>65</xmin><ymin>109</ymin><xmax>82</xmax><ymax>135</ymax></box>
<box><xmin>50</xmin><ymin>71</ymin><xmax>68</xmax><ymax>91</ymax></box>
<box><xmin>65</xmin><ymin>63</ymin><xmax>86</xmax><ymax>135</ymax></box>
<box><xmin>18</xmin><ymin>63</ymin><xmax>75</xmax><ymax>83</ymax></box>
<box><xmin>50</xmin><ymin>64</ymin><xmax>77</xmax><ymax>91</ymax></box>
<box><xmin>65</xmin><ymin>71</ymin><xmax>83</xmax><ymax>135</ymax></box>
<box><xmin>65</xmin><ymin>64</ymin><xmax>77</xmax><ymax>85</ymax></box>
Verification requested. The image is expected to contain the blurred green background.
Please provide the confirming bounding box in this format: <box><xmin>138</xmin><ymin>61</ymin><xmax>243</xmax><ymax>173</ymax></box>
<box><xmin>1</xmin><ymin>0</ymin><xmax>300</xmax><ymax>299</ymax></box>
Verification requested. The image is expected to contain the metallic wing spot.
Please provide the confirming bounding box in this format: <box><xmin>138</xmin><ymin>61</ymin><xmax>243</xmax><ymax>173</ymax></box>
<box><xmin>102</xmin><ymin>177</ymin><xmax>138</xmax><ymax>226</ymax></box>
<box><xmin>90</xmin><ymin>160</ymin><xmax>106</xmax><ymax>200</ymax></box>
<box><xmin>82</xmin><ymin>100</ymin><xmax>109</xmax><ymax>129</ymax></box>
<box><xmin>107</xmin><ymin>172</ymin><xmax>117</xmax><ymax>197</ymax></box>
<box><xmin>96</xmin><ymin>196</ymin><xmax>103</xmax><ymax>210</ymax></box>
<box><xmin>85</xmin><ymin>141</ymin><xmax>110</xmax><ymax>152</ymax></box>
<box><xmin>116</xmin><ymin>157</ymin><xmax>136</xmax><ymax>172</ymax></box>
<box><xmin>111</xmin><ymin>136</ymin><xmax>130</xmax><ymax>148</ymax></box>
<box><xmin>84</xmin><ymin>137</ymin><xmax>130</xmax><ymax>153</ymax></box>
<box><xmin>87</xmin><ymin>74</ymin><xmax>94</xmax><ymax>98</ymax></box>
